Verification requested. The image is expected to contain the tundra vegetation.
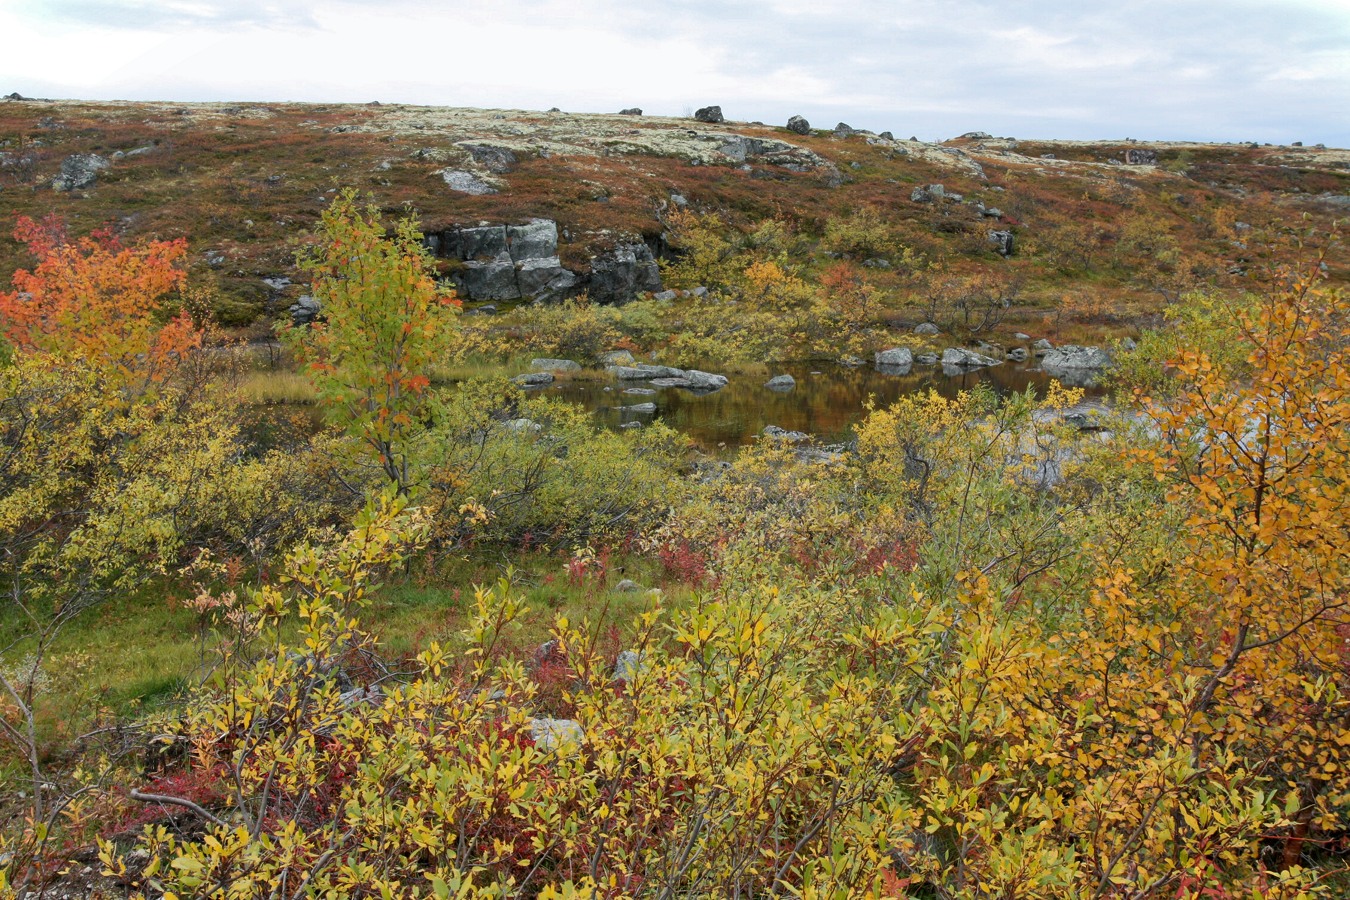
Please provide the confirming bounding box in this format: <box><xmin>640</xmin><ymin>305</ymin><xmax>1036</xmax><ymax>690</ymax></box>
<box><xmin>1</xmin><ymin>102</ymin><xmax>1349</xmax><ymax>898</ymax></box>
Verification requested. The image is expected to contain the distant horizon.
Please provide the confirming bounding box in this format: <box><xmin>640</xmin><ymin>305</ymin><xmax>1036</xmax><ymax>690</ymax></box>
<box><xmin>4</xmin><ymin>1</ymin><xmax>1349</xmax><ymax>150</ymax></box>
<box><xmin>5</xmin><ymin>93</ymin><xmax>1345</xmax><ymax>151</ymax></box>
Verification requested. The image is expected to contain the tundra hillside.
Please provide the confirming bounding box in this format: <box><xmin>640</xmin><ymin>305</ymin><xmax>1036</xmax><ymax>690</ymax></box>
<box><xmin>0</xmin><ymin>98</ymin><xmax>1348</xmax><ymax>898</ymax></box>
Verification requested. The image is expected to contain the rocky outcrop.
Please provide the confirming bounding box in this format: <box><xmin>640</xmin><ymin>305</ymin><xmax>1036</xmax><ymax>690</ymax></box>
<box><xmin>588</xmin><ymin>242</ymin><xmax>661</xmax><ymax>304</ymax></box>
<box><xmin>1124</xmin><ymin>148</ymin><xmax>1158</xmax><ymax>165</ymax></box>
<box><xmin>435</xmin><ymin>219</ymin><xmax>581</xmax><ymax>303</ymax></box>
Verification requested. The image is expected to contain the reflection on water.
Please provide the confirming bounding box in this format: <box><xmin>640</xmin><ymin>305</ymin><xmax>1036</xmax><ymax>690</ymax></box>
<box><xmin>541</xmin><ymin>361</ymin><xmax>1106</xmax><ymax>449</ymax></box>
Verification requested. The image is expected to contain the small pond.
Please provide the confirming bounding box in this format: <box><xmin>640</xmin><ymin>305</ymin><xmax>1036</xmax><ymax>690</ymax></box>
<box><xmin>537</xmin><ymin>361</ymin><xmax>1107</xmax><ymax>449</ymax></box>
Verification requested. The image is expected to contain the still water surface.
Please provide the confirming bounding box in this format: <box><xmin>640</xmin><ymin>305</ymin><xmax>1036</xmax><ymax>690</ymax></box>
<box><xmin>539</xmin><ymin>361</ymin><xmax>1105</xmax><ymax>449</ymax></box>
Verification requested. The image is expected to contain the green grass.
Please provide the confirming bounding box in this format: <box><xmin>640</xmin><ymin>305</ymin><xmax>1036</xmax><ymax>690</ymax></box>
<box><xmin>0</xmin><ymin>548</ymin><xmax>694</xmax><ymax>754</ymax></box>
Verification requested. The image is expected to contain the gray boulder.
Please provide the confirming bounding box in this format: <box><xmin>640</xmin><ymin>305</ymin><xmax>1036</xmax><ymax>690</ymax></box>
<box><xmin>875</xmin><ymin>347</ymin><xmax>914</xmax><ymax>367</ymax></box>
<box><xmin>1032</xmin><ymin>338</ymin><xmax>1054</xmax><ymax>356</ymax></box>
<box><xmin>694</xmin><ymin>105</ymin><xmax>724</xmax><ymax>123</ymax></box>
<box><xmin>618</xmin><ymin>107</ymin><xmax>642</xmax><ymax>116</ymax></box>
<box><xmin>988</xmin><ymin>230</ymin><xmax>1015</xmax><ymax>257</ymax></box>
<box><xmin>52</xmin><ymin>153</ymin><xmax>109</xmax><ymax>191</ymax></box>
<box><xmin>289</xmin><ymin>295</ymin><xmax>321</xmax><ymax>326</ymax></box>
<box><xmin>512</xmin><ymin>372</ymin><xmax>554</xmax><ymax>387</ymax></box>
<box><xmin>683</xmin><ymin>370</ymin><xmax>728</xmax><ymax>391</ymax></box>
<box><xmin>911</xmin><ymin>184</ymin><xmax>946</xmax><ymax>203</ymax></box>
<box><xmin>530</xmin><ymin>358</ymin><xmax>581</xmax><ymax>372</ymax></box>
<box><xmin>1040</xmin><ymin>345</ymin><xmax>1112</xmax><ymax>370</ymax></box>
<box><xmin>941</xmin><ymin>347</ymin><xmax>1001</xmax><ymax>369</ymax></box>
<box><xmin>598</xmin><ymin>350</ymin><xmax>636</xmax><ymax>366</ymax></box>
<box><xmin>619</xmin><ymin>402</ymin><xmax>657</xmax><ymax>414</ymax></box>
<box><xmin>765</xmin><ymin>374</ymin><xmax>796</xmax><ymax>391</ymax></box>
<box><xmin>786</xmin><ymin>115</ymin><xmax>811</xmax><ymax>135</ymax></box>
<box><xmin>833</xmin><ymin>122</ymin><xmax>856</xmax><ymax>137</ymax></box>
<box><xmin>1124</xmin><ymin>148</ymin><xmax>1158</xmax><ymax>165</ymax></box>
<box><xmin>608</xmin><ymin>364</ymin><xmax>684</xmax><ymax>380</ymax></box>
<box><xmin>914</xmin><ymin>322</ymin><xmax>941</xmax><ymax>336</ymax></box>
<box><xmin>1006</xmin><ymin>347</ymin><xmax>1028</xmax><ymax>362</ymax></box>
<box><xmin>915</xmin><ymin>352</ymin><xmax>939</xmax><ymax>365</ymax></box>
<box><xmin>1013</xmin><ymin>332</ymin><xmax>1031</xmax><ymax>341</ymax></box>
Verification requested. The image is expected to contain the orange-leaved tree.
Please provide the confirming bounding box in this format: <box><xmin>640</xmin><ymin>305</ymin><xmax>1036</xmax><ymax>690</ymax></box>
<box><xmin>1144</xmin><ymin>261</ymin><xmax>1350</xmax><ymax>871</ymax></box>
<box><xmin>284</xmin><ymin>191</ymin><xmax>458</xmax><ymax>495</ymax></box>
<box><xmin>0</xmin><ymin>214</ymin><xmax>196</xmax><ymax>384</ymax></box>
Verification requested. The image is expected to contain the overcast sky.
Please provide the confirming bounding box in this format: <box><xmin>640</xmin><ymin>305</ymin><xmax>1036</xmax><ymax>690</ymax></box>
<box><xmin>3</xmin><ymin>0</ymin><xmax>1348</xmax><ymax>146</ymax></box>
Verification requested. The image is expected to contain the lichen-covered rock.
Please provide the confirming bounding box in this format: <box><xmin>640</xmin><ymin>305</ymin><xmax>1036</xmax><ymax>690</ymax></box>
<box><xmin>438</xmin><ymin>168</ymin><xmax>498</xmax><ymax>195</ymax></box>
<box><xmin>786</xmin><ymin>115</ymin><xmax>811</xmax><ymax>135</ymax></box>
<box><xmin>52</xmin><ymin>153</ymin><xmax>109</xmax><ymax>191</ymax></box>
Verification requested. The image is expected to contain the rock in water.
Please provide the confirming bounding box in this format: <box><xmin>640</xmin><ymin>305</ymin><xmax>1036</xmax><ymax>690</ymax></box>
<box><xmin>941</xmin><ymin>348</ymin><xmax>1001</xmax><ymax>369</ymax></box>
<box><xmin>874</xmin><ymin>348</ymin><xmax>914</xmax><ymax>367</ymax></box>
<box><xmin>1040</xmin><ymin>345</ymin><xmax>1112</xmax><ymax>370</ymax></box>
<box><xmin>765</xmin><ymin>374</ymin><xmax>796</xmax><ymax>391</ymax></box>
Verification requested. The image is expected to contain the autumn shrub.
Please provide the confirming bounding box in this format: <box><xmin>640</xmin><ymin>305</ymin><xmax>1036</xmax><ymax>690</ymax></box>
<box><xmin>282</xmin><ymin>189</ymin><xmax>459</xmax><ymax>495</ymax></box>
<box><xmin>421</xmin><ymin>381</ymin><xmax>689</xmax><ymax>551</ymax></box>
